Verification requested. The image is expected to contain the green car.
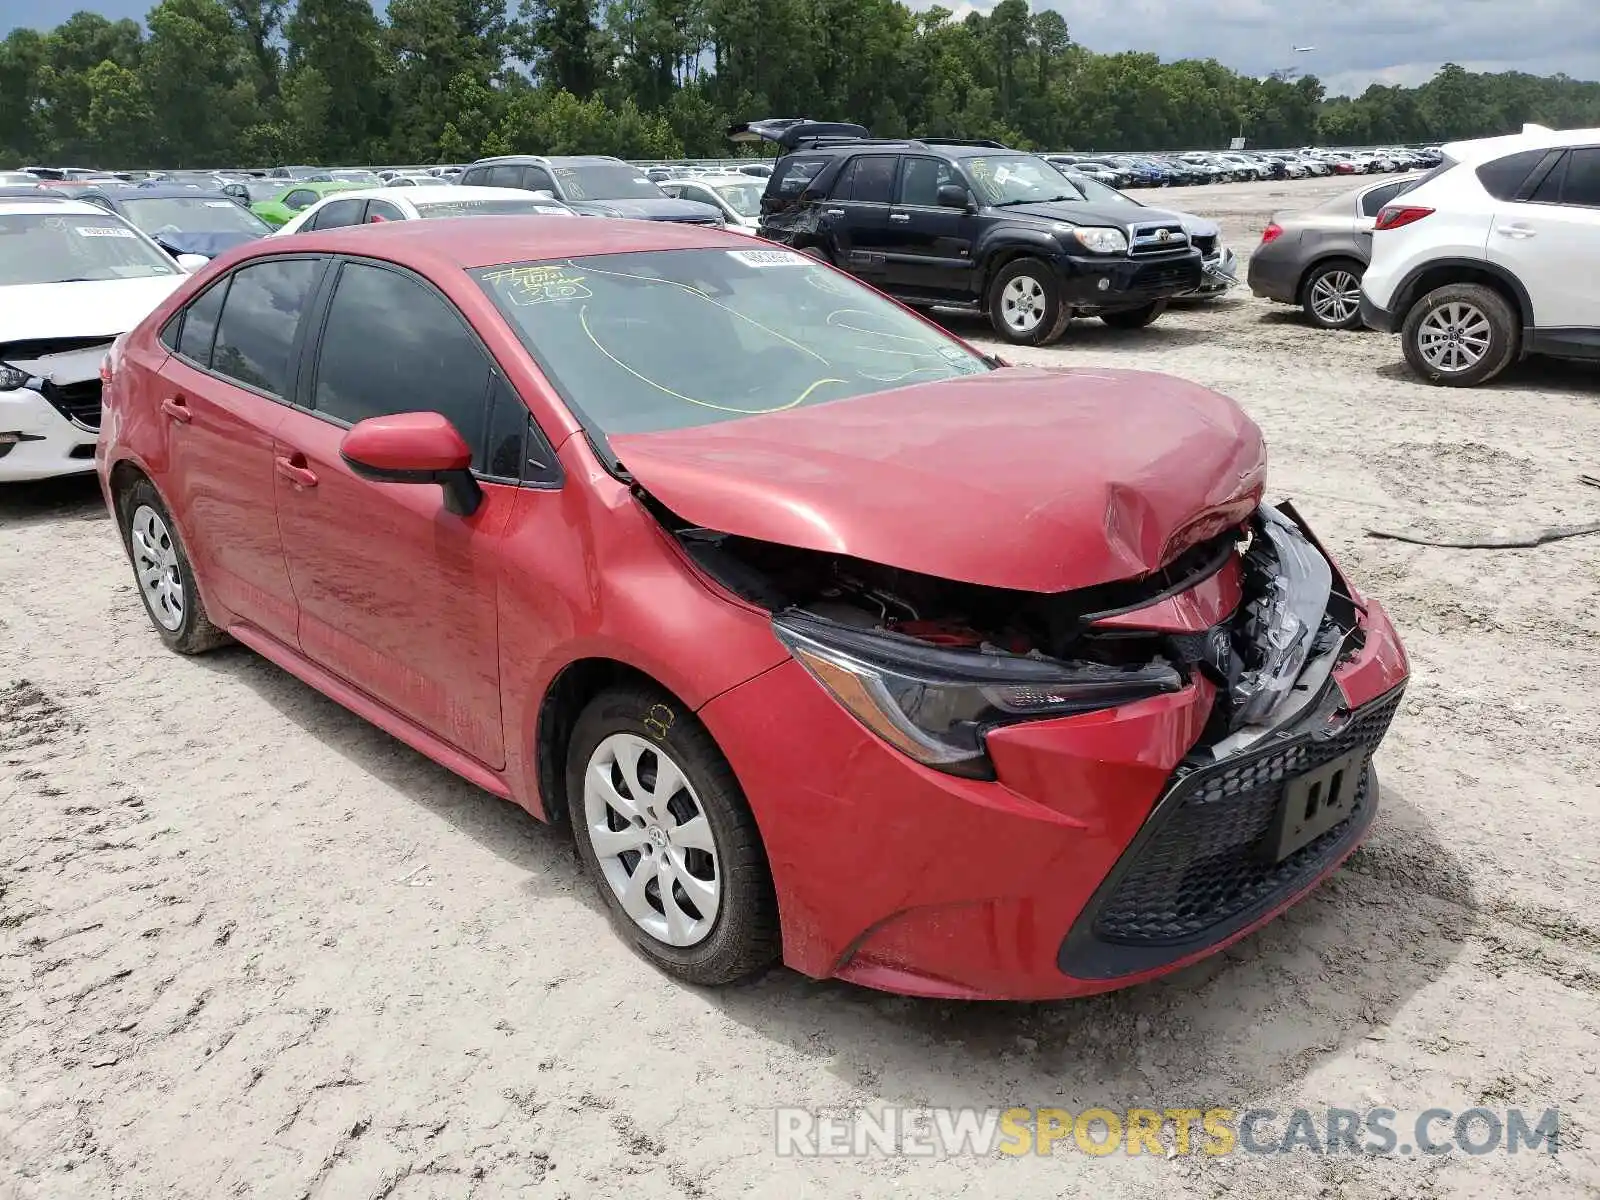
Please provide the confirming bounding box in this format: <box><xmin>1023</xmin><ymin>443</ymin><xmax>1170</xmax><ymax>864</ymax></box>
<box><xmin>250</xmin><ymin>180</ymin><xmax>366</xmax><ymax>228</ymax></box>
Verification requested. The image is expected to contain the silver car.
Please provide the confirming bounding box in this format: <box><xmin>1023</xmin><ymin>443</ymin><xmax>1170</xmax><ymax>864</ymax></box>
<box><xmin>1246</xmin><ymin>176</ymin><xmax>1419</xmax><ymax>329</ymax></box>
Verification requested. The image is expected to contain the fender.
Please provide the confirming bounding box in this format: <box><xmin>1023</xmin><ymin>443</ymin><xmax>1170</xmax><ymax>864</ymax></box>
<box><xmin>1392</xmin><ymin>256</ymin><xmax>1536</xmax><ymax>329</ymax></box>
<box><xmin>973</xmin><ymin>227</ymin><xmax>1065</xmax><ymax>289</ymax></box>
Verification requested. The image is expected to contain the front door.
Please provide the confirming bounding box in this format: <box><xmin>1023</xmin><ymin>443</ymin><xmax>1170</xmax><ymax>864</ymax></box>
<box><xmin>153</xmin><ymin>257</ymin><xmax>326</xmax><ymax>644</ymax></box>
<box><xmin>272</xmin><ymin>258</ymin><xmax>514</xmax><ymax>768</ymax></box>
<box><xmin>883</xmin><ymin>155</ymin><xmax>980</xmax><ymax>301</ymax></box>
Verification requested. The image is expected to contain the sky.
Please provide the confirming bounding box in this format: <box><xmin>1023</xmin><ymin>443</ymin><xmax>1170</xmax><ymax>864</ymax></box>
<box><xmin>4</xmin><ymin>0</ymin><xmax>1599</xmax><ymax>98</ymax></box>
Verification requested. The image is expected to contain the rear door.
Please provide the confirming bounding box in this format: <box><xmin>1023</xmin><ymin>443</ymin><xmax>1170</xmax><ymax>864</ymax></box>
<box><xmin>827</xmin><ymin>154</ymin><xmax>897</xmax><ymax>282</ymax></box>
<box><xmin>883</xmin><ymin>155</ymin><xmax>979</xmax><ymax>300</ymax></box>
<box><xmin>1488</xmin><ymin>146</ymin><xmax>1600</xmax><ymax>331</ymax></box>
<box><xmin>154</xmin><ymin>256</ymin><xmax>326</xmax><ymax>645</ymax></box>
<box><xmin>271</xmin><ymin>257</ymin><xmax>517</xmax><ymax>767</ymax></box>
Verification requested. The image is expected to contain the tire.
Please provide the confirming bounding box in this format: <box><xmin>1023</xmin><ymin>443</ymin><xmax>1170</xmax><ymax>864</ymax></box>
<box><xmin>117</xmin><ymin>477</ymin><xmax>230</xmax><ymax>654</ymax></box>
<box><xmin>1400</xmin><ymin>282</ymin><xmax>1519</xmax><ymax>387</ymax></box>
<box><xmin>1299</xmin><ymin>259</ymin><xmax>1365</xmax><ymax>330</ymax></box>
<box><xmin>798</xmin><ymin>243</ymin><xmax>834</xmax><ymax>265</ymax></box>
<box><xmin>986</xmin><ymin>258</ymin><xmax>1070</xmax><ymax>346</ymax></box>
<box><xmin>1099</xmin><ymin>300</ymin><xmax>1166</xmax><ymax>330</ymax></box>
<box><xmin>567</xmin><ymin>683</ymin><xmax>779</xmax><ymax>987</ymax></box>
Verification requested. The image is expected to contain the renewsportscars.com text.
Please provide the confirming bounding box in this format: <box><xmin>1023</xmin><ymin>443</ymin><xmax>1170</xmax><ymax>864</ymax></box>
<box><xmin>773</xmin><ymin>1106</ymin><xmax>1561</xmax><ymax>1158</ymax></box>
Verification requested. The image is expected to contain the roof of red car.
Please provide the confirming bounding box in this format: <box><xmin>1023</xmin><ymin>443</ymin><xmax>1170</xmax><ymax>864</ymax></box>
<box><xmin>261</xmin><ymin>215</ymin><xmax>744</xmax><ymax>271</ymax></box>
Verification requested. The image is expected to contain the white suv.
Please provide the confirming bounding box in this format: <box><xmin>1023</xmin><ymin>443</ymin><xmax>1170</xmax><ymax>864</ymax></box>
<box><xmin>1360</xmin><ymin>123</ymin><xmax>1600</xmax><ymax>386</ymax></box>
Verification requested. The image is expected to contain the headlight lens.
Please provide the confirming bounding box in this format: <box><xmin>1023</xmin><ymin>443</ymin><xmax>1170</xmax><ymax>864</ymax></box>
<box><xmin>0</xmin><ymin>362</ymin><xmax>32</xmax><ymax>391</ymax></box>
<box><xmin>1070</xmin><ymin>226</ymin><xmax>1128</xmax><ymax>254</ymax></box>
<box><xmin>774</xmin><ymin>615</ymin><xmax>1183</xmax><ymax>779</ymax></box>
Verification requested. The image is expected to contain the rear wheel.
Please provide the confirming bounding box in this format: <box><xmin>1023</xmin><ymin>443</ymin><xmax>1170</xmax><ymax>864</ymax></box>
<box><xmin>568</xmin><ymin>683</ymin><xmax>780</xmax><ymax>986</ymax></box>
<box><xmin>1300</xmin><ymin>260</ymin><xmax>1365</xmax><ymax>330</ymax></box>
<box><xmin>118</xmin><ymin>478</ymin><xmax>230</xmax><ymax>654</ymax></box>
<box><xmin>1400</xmin><ymin>283</ymin><xmax>1519</xmax><ymax>387</ymax></box>
<box><xmin>986</xmin><ymin>258</ymin><xmax>1069</xmax><ymax>345</ymax></box>
<box><xmin>1099</xmin><ymin>300</ymin><xmax>1166</xmax><ymax>330</ymax></box>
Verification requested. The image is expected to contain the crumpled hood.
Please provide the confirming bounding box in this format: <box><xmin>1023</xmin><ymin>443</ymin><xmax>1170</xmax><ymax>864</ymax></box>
<box><xmin>0</xmin><ymin>275</ymin><xmax>187</xmax><ymax>345</ymax></box>
<box><xmin>567</xmin><ymin>197</ymin><xmax>721</xmax><ymax>223</ymax></box>
<box><xmin>613</xmin><ymin>366</ymin><xmax>1266</xmax><ymax>594</ymax></box>
<box><xmin>150</xmin><ymin>230</ymin><xmax>263</xmax><ymax>259</ymax></box>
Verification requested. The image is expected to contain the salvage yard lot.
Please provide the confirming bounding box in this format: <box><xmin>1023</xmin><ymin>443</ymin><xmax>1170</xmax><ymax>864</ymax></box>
<box><xmin>3</xmin><ymin>176</ymin><xmax>1599</xmax><ymax>1199</ymax></box>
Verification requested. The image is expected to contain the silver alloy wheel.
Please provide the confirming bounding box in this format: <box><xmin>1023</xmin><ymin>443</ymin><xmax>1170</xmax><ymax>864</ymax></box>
<box><xmin>1416</xmin><ymin>301</ymin><xmax>1492</xmax><ymax>373</ymax></box>
<box><xmin>130</xmin><ymin>504</ymin><xmax>185</xmax><ymax>631</ymax></box>
<box><xmin>1309</xmin><ymin>269</ymin><xmax>1361</xmax><ymax>325</ymax></box>
<box><xmin>583</xmin><ymin>732</ymin><xmax>721</xmax><ymax>947</ymax></box>
<box><xmin>1001</xmin><ymin>274</ymin><xmax>1047</xmax><ymax>333</ymax></box>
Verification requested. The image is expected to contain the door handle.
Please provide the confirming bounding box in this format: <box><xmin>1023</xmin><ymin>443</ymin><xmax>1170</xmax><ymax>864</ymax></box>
<box><xmin>1496</xmin><ymin>224</ymin><xmax>1537</xmax><ymax>238</ymax></box>
<box><xmin>160</xmin><ymin>395</ymin><xmax>191</xmax><ymax>423</ymax></box>
<box><xmin>274</xmin><ymin>453</ymin><xmax>318</xmax><ymax>489</ymax></box>
<box><xmin>888</xmin><ymin>212</ymin><xmax>911</xmax><ymax>222</ymax></box>
<box><xmin>824</xmin><ymin>208</ymin><xmax>845</xmax><ymax>217</ymax></box>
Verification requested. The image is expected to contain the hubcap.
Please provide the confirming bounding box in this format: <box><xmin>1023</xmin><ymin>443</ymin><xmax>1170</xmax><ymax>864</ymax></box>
<box><xmin>1000</xmin><ymin>274</ymin><xmax>1047</xmax><ymax>333</ymax></box>
<box><xmin>1417</xmin><ymin>302</ymin><xmax>1491</xmax><ymax>372</ymax></box>
<box><xmin>583</xmin><ymin>732</ymin><xmax>721</xmax><ymax>947</ymax></box>
<box><xmin>130</xmin><ymin>504</ymin><xmax>184</xmax><ymax>631</ymax></box>
<box><xmin>1309</xmin><ymin>270</ymin><xmax>1361</xmax><ymax>325</ymax></box>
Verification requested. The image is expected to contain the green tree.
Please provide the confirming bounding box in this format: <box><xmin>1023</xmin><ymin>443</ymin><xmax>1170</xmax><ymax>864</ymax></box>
<box><xmin>285</xmin><ymin>0</ymin><xmax>390</xmax><ymax>161</ymax></box>
<box><xmin>139</xmin><ymin>0</ymin><xmax>256</xmax><ymax>165</ymax></box>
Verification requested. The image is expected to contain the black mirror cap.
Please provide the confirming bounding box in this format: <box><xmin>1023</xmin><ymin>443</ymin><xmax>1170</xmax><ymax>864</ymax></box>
<box><xmin>937</xmin><ymin>184</ymin><xmax>973</xmax><ymax>209</ymax></box>
<box><xmin>341</xmin><ymin>456</ymin><xmax>483</xmax><ymax>517</ymax></box>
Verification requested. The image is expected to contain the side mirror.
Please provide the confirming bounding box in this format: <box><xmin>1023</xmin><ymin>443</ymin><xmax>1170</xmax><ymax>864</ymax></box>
<box><xmin>937</xmin><ymin>184</ymin><xmax>974</xmax><ymax>210</ymax></box>
<box><xmin>175</xmin><ymin>253</ymin><xmax>210</xmax><ymax>273</ymax></box>
<box><xmin>339</xmin><ymin>412</ymin><xmax>482</xmax><ymax>517</ymax></box>
<box><xmin>531</xmin><ymin>189</ymin><xmax>555</xmax><ymax>201</ymax></box>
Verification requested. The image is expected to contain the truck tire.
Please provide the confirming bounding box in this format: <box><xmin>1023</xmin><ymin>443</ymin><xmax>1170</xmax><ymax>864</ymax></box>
<box><xmin>1099</xmin><ymin>301</ymin><xmax>1167</xmax><ymax>330</ymax></box>
<box><xmin>987</xmin><ymin>259</ymin><xmax>1070</xmax><ymax>346</ymax></box>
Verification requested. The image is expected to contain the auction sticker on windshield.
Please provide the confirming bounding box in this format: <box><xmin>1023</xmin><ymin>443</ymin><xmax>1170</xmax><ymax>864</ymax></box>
<box><xmin>727</xmin><ymin>248</ymin><xmax>808</xmax><ymax>268</ymax></box>
<box><xmin>76</xmin><ymin>226</ymin><xmax>136</xmax><ymax>237</ymax></box>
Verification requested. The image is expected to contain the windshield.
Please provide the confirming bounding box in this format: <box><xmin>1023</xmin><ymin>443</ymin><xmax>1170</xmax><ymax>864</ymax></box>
<box><xmin>553</xmin><ymin>163</ymin><xmax>665</xmax><ymax>201</ymax></box>
<box><xmin>120</xmin><ymin>196</ymin><xmax>270</xmax><ymax>235</ymax></box>
<box><xmin>0</xmin><ymin>214</ymin><xmax>180</xmax><ymax>285</ymax></box>
<box><xmin>415</xmin><ymin>198</ymin><xmax>576</xmax><ymax>219</ymax></box>
<box><xmin>712</xmin><ymin>182</ymin><xmax>763</xmax><ymax>217</ymax></box>
<box><xmin>964</xmin><ymin>155</ymin><xmax>1079</xmax><ymax>206</ymax></box>
<box><xmin>477</xmin><ymin>248</ymin><xmax>991</xmax><ymax>440</ymax></box>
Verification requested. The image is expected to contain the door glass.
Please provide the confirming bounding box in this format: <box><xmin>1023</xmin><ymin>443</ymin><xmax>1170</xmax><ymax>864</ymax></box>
<box><xmin>285</xmin><ymin>190</ymin><xmax>316</xmax><ymax>211</ymax></box>
<box><xmin>1560</xmin><ymin>148</ymin><xmax>1600</xmax><ymax>208</ymax></box>
<box><xmin>845</xmin><ymin>156</ymin><xmax>897</xmax><ymax>204</ymax></box>
<box><xmin>487</xmin><ymin>165</ymin><xmax>524</xmax><ymax>188</ymax></box>
<box><xmin>311</xmin><ymin>198</ymin><xmax>366</xmax><ymax>229</ymax></box>
<box><xmin>312</xmin><ymin>262</ymin><xmax>493</xmax><ymax>466</ymax></box>
<box><xmin>1359</xmin><ymin>181</ymin><xmax>1405</xmax><ymax>217</ymax></box>
<box><xmin>176</xmin><ymin>276</ymin><xmax>231</xmax><ymax>366</ymax></box>
<box><xmin>365</xmin><ymin>200</ymin><xmax>404</xmax><ymax>223</ymax></box>
<box><xmin>523</xmin><ymin>166</ymin><xmax>555</xmax><ymax>192</ymax></box>
<box><xmin>1529</xmin><ymin>154</ymin><xmax>1567</xmax><ymax>204</ymax></box>
<box><xmin>897</xmin><ymin>157</ymin><xmax>957</xmax><ymax>207</ymax></box>
<box><xmin>1474</xmin><ymin>149</ymin><xmax>1548</xmax><ymax>201</ymax></box>
<box><xmin>211</xmin><ymin>258</ymin><xmax>321</xmax><ymax>396</ymax></box>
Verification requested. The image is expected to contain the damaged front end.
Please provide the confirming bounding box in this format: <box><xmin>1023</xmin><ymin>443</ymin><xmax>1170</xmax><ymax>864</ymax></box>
<box><xmin>657</xmin><ymin>490</ymin><xmax>1372</xmax><ymax>779</ymax></box>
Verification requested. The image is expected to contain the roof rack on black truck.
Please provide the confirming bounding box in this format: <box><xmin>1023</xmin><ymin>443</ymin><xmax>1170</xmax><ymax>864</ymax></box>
<box><xmin>731</xmin><ymin>118</ymin><xmax>1205</xmax><ymax>345</ymax></box>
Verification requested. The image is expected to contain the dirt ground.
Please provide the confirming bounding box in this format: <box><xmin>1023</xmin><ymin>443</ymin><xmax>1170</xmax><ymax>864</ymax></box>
<box><xmin>3</xmin><ymin>175</ymin><xmax>1600</xmax><ymax>1200</ymax></box>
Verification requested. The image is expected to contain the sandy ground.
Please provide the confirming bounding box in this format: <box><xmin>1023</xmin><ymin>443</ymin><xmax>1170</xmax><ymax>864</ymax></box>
<box><xmin>3</xmin><ymin>175</ymin><xmax>1600</xmax><ymax>1199</ymax></box>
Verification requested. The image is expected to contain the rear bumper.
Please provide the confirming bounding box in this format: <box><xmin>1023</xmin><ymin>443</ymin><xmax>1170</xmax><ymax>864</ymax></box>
<box><xmin>1360</xmin><ymin>294</ymin><xmax>1399</xmax><ymax>333</ymax></box>
<box><xmin>1247</xmin><ymin>251</ymin><xmax>1300</xmax><ymax>304</ymax></box>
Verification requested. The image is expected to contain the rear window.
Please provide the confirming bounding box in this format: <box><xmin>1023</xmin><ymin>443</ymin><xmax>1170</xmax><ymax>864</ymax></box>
<box><xmin>769</xmin><ymin>156</ymin><xmax>827</xmax><ymax>200</ymax></box>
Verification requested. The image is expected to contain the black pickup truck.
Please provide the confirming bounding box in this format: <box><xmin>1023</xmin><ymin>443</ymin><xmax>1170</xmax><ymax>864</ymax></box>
<box><xmin>731</xmin><ymin>120</ymin><xmax>1205</xmax><ymax>345</ymax></box>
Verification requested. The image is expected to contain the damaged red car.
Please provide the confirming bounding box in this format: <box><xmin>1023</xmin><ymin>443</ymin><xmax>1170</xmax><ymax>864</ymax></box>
<box><xmin>98</xmin><ymin>218</ymin><xmax>1408</xmax><ymax>1001</ymax></box>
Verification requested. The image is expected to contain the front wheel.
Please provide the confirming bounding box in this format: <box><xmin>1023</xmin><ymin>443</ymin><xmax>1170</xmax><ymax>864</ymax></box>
<box><xmin>1099</xmin><ymin>300</ymin><xmax>1167</xmax><ymax>330</ymax></box>
<box><xmin>1400</xmin><ymin>283</ymin><xmax>1519</xmax><ymax>387</ymax></box>
<box><xmin>1300</xmin><ymin>260</ymin><xmax>1365</xmax><ymax>330</ymax></box>
<box><xmin>568</xmin><ymin>683</ymin><xmax>780</xmax><ymax>986</ymax></box>
<box><xmin>986</xmin><ymin>259</ymin><xmax>1069</xmax><ymax>345</ymax></box>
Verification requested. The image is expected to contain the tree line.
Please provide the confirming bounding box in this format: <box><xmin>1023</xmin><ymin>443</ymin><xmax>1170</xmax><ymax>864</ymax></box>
<box><xmin>4</xmin><ymin>0</ymin><xmax>1600</xmax><ymax>169</ymax></box>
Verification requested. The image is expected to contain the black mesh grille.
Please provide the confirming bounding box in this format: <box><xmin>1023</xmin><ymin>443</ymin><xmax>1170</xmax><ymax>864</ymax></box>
<box><xmin>1130</xmin><ymin>262</ymin><xmax>1199</xmax><ymax>293</ymax></box>
<box><xmin>1090</xmin><ymin>687</ymin><xmax>1403</xmax><ymax>946</ymax></box>
<box><xmin>40</xmin><ymin>379</ymin><xmax>102</xmax><ymax>429</ymax></box>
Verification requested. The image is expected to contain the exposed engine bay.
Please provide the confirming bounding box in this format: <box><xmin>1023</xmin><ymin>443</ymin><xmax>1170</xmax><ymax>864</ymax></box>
<box><xmin>652</xmin><ymin>492</ymin><xmax>1366</xmax><ymax>758</ymax></box>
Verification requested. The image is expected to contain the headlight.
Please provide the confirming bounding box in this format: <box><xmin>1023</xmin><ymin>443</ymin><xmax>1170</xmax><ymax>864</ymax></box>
<box><xmin>1069</xmin><ymin>226</ymin><xmax>1128</xmax><ymax>254</ymax></box>
<box><xmin>0</xmin><ymin>362</ymin><xmax>33</xmax><ymax>391</ymax></box>
<box><xmin>774</xmin><ymin>614</ymin><xmax>1183</xmax><ymax>779</ymax></box>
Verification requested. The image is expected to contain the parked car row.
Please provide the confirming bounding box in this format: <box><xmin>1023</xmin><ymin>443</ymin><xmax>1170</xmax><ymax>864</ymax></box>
<box><xmin>1249</xmin><ymin>122</ymin><xmax>1600</xmax><ymax>389</ymax></box>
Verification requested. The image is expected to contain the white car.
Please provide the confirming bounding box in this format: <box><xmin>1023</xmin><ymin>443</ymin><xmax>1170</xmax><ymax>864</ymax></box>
<box><xmin>271</xmin><ymin>185</ymin><xmax>577</xmax><ymax>235</ymax></box>
<box><xmin>0</xmin><ymin>198</ymin><xmax>190</xmax><ymax>481</ymax></box>
<box><xmin>1360</xmin><ymin>123</ymin><xmax>1600</xmax><ymax>386</ymax></box>
<box><xmin>656</xmin><ymin>175</ymin><xmax>766</xmax><ymax>231</ymax></box>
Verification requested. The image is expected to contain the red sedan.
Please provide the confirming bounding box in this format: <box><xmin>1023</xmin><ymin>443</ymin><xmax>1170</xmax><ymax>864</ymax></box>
<box><xmin>97</xmin><ymin>218</ymin><xmax>1408</xmax><ymax>1000</ymax></box>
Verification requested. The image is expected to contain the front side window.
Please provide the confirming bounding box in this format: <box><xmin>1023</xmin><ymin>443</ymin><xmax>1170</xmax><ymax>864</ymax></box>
<box><xmin>284</xmin><ymin>189</ymin><xmax>316</xmax><ymax>211</ymax></box>
<box><xmin>312</xmin><ymin>262</ymin><xmax>493</xmax><ymax>464</ymax></box>
<box><xmin>365</xmin><ymin>200</ymin><xmax>405</xmax><ymax>222</ymax></box>
<box><xmin>0</xmin><ymin>214</ymin><xmax>180</xmax><ymax>286</ymax></box>
<box><xmin>475</xmin><ymin>247</ymin><xmax>991</xmax><ymax>447</ymax></box>
<box><xmin>120</xmin><ymin>196</ymin><xmax>271</xmax><ymax>235</ymax></box>
<box><xmin>309</xmin><ymin>198</ymin><xmax>367</xmax><ymax>230</ymax></box>
<box><xmin>712</xmin><ymin>182</ymin><xmax>763</xmax><ymax>217</ymax></box>
<box><xmin>485</xmin><ymin>165</ymin><xmax>524</xmax><ymax>188</ymax></box>
<box><xmin>210</xmin><ymin>257</ymin><xmax>322</xmax><ymax>397</ymax></box>
<box><xmin>964</xmin><ymin>155</ymin><xmax>1081</xmax><ymax>206</ymax></box>
<box><xmin>523</xmin><ymin>166</ymin><xmax>555</xmax><ymax>192</ymax></box>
